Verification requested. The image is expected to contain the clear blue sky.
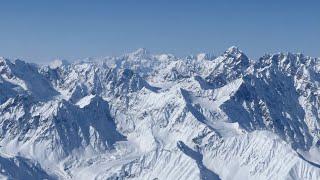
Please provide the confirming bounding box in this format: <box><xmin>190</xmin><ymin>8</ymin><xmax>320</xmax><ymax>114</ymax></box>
<box><xmin>0</xmin><ymin>0</ymin><xmax>319</xmax><ymax>63</ymax></box>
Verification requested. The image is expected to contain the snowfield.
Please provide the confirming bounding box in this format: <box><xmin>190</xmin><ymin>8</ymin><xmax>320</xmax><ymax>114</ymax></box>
<box><xmin>1</xmin><ymin>47</ymin><xmax>320</xmax><ymax>179</ymax></box>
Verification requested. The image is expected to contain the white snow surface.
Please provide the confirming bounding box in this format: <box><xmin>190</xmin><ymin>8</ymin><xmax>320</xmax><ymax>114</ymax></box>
<box><xmin>1</xmin><ymin>48</ymin><xmax>320</xmax><ymax>179</ymax></box>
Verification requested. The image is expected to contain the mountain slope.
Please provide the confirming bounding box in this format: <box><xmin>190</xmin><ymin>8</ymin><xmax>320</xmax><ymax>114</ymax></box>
<box><xmin>0</xmin><ymin>48</ymin><xmax>320</xmax><ymax>179</ymax></box>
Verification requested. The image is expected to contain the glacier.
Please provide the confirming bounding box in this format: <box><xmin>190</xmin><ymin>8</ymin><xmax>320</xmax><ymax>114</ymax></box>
<box><xmin>1</xmin><ymin>47</ymin><xmax>320</xmax><ymax>179</ymax></box>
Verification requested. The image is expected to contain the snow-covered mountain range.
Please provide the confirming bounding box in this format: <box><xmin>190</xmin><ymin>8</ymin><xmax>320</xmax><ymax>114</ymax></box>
<box><xmin>1</xmin><ymin>47</ymin><xmax>320</xmax><ymax>179</ymax></box>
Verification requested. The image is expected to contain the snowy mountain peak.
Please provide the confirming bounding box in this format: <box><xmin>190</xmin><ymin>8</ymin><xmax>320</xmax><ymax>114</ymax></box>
<box><xmin>225</xmin><ymin>46</ymin><xmax>242</xmax><ymax>55</ymax></box>
<box><xmin>128</xmin><ymin>48</ymin><xmax>150</xmax><ymax>58</ymax></box>
<box><xmin>49</xmin><ymin>59</ymin><xmax>70</xmax><ymax>69</ymax></box>
<box><xmin>197</xmin><ymin>53</ymin><xmax>214</xmax><ymax>61</ymax></box>
<box><xmin>0</xmin><ymin>57</ymin><xmax>7</xmax><ymax>64</ymax></box>
<box><xmin>222</xmin><ymin>46</ymin><xmax>249</xmax><ymax>66</ymax></box>
<box><xmin>0</xmin><ymin>57</ymin><xmax>11</xmax><ymax>74</ymax></box>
